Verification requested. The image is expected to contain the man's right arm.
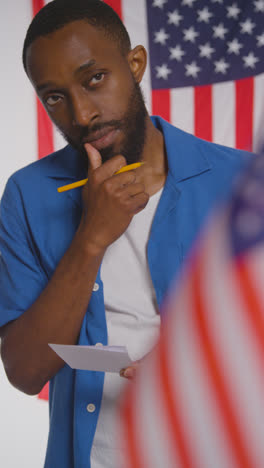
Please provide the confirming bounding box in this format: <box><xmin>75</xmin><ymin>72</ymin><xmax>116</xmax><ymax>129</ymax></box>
<box><xmin>0</xmin><ymin>144</ymin><xmax>149</xmax><ymax>396</ymax></box>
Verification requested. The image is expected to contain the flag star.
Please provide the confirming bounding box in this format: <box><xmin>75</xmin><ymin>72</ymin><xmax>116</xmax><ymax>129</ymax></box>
<box><xmin>257</xmin><ymin>32</ymin><xmax>264</xmax><ymax>46</ymax></box>
<box><xmin>254</xmin><ymin>0</ymin><xmax>264</xmax><ymax>12</ymax></box>
<box><xmin>227</xmin><ymin>3</ymin><xmax>241</xmax><ymax>19</ymax></box>
<box><xmin>154</xmin><ymin>28</ymin><xmax>170</xmax><ymax>45</ymax></box>
<box><xmin>243</xmin><ymin>52</ymin><xmax>259</xmax><ymax>68</ymax></box>
<box><xmin>167</xmin><ymin>9</ymin><xmax>183</xmax><ymax>26</ymax></box>
<box><xmin>182</xmin><ymin>0</ymin><xmax>197</xmax><ymax>7</ymax></box>
<box><xmin>197</xmin><ymin>7</ymin><xmax>213</xmax><ymax>23</ymax></box>
<box><xmin>156</xmin><ymin>63</ymin><xmax>172</xmax><ymax>80</ymax></box>
<box><xmin>199</xmin><ymin>42</ymin><xmax>215</xmax><ymax>59</ymax></box>
<box><xmin>213</xmin><ymin>23</ymin><xmax>228</xmax><ymax>39</ymax></box>
<box><xmin>183</xmin><ymin>26</ymin><xmax>199</xmax><ymax>43</ymax></box>
<box><xmin>214</xmin><ymin>58</ymin><xmax>230</xmax><ymax>74</ymax></box>
<box><xmin>169</xmin><ymin>45</ymin><xmax>186</xmax><ymax>61</ymax></box>
<box><xmin>227</xmin><ymin>38</ymin><xmax>243</xmax><ymax>55</ymax></box>
<box><xmin>185</xmin><ymin>61</ymin><xmax>201</xmax><ymax>78</ymax></box>
<box><xmin>240</xmin><ymin>18</ymin><xmax>256</xmax><ymax>34</ymax></box>
<box><xmin>152</xmin><ymin>0</ymin><xmax>168</xmax><ymax>8</ymax></box>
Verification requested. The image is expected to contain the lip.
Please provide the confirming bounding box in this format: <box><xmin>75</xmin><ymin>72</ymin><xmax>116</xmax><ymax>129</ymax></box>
<box><xmin>83</xmin><ymin>128</ymin><xmax>119</xmax><ymax>151</ymax></box>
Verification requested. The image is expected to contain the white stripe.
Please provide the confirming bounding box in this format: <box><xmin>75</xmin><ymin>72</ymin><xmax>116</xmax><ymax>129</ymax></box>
<box><xmin>165</xmin><ymin>265</ymin><xmax>236</xmax><ymax>468</ymax></box>
<box><xmin>53</xmin><ymin>125</ymin><xmax>67</xmax><ymax>152</ymax></box>
<box><xmin>213</xmin><ymin>81</ymin><xmax>235</xmax><ymax>148</ymax></box>
<box><xmin>201</xmin><ymin>213</ymin><xmax>264</xmax><ymax>466</ymax></box>
<box><xmin>170</xmin><ymin>87</ymin><xmax>194</xmax><ymax>134</ymax></box>
<box><xmin>122</xmin><ymin>0</ymin><xmax>152</xmax><ymax>113</ymax></box>
<box><xmin>253</xmin><ymin>73</ymin><xmax>264</xmax><ymax>152</ymax></box>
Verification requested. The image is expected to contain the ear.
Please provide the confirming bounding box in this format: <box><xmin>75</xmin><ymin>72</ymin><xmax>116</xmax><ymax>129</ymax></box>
<box><xmin>127</xmin><ymin>45</ymin><xmax>147</xmax><ymax>84</ymax></box>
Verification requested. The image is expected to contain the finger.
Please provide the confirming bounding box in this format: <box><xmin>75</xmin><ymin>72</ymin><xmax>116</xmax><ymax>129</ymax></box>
<box><xmin>84</xmin><ymin>143</ymin><xmax>102</xmax><ymax>171</ymax></box>
<box><xmin>120</xmin><ymin>365</ymin><xmax>138</xmax><ymax>379</ymax></box>
<box><xmin>94</xmin><ymin>154</ymin><xmax>127</xmax><ymax>183</ymax></box>
<box><xmin>111</xmin><ymin>170</ymin><xmax>137</xmax><ymax>187</ymax></box>
<box><xmin>123</xmin><ymin>182</ymin><xmax>146</xmax><ymax>197</ymax></box>
<box><xmin>129</xmin><ymin>192</ymin><xmax>149</xmax><ymax>213</ymax></box>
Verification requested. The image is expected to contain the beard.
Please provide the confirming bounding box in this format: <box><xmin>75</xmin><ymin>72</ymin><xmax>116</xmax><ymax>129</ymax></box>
<box><xmin>58</xmin><ymin>81</ymin><xmax>147</xmax><ymax>171</ymax></box>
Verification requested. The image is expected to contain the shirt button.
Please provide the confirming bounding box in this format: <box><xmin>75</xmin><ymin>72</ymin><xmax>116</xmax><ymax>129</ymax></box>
<box><xmin>93</xmin><ymin>283</ymin><xmax>99</xmax><ymax>292</ymax></box>
<box><xmin>87</xmin><ymin>403</ymin><xmax>96</xmax><ymax>413</ymax></box>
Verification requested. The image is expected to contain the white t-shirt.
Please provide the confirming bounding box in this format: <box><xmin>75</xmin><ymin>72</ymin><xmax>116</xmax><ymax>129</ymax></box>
<box><xmin>91</xmin><ymin>188</ymin><xmax>163</xmax><ymax>468</ymax></box>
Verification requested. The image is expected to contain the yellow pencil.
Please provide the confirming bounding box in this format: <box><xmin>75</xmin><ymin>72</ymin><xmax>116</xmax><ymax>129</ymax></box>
<box><xmin>57</xmin><ymin>162</ymin><xmax>144</xmax><ymax>193</ymax></box>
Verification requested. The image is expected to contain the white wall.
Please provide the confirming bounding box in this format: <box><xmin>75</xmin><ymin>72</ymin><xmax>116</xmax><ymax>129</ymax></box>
<box><xmin>0</xmin><ymin>2</ymin><xmax>50</xmax><ymax>466</ymax></box>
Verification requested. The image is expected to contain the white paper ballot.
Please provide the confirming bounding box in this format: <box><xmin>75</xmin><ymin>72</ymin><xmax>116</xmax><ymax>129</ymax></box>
<box><xmin>49</xmin><ymin>343</ymin><xmax>132</xmax><ymax>373</ymax></box>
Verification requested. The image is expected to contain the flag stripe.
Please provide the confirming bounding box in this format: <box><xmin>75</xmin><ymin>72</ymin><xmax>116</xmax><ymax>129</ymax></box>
<box><xmin>194</xmin><ymin>85</ymin><xmax>213</xmax><ymax>141</ymax></box>
<box><xmin>104</xmin><ymin>0</ymin><xmax>123</xmax><ymax>19</ymax></box>
<box><xmin>253</xmin><ymin>73</ymin><xmax>264</xmax><ymax>151</ymax></box>
<box><xmin>171</xmin><ymin>87</ymin><xmax>194</xmax><ymax>135</ymax></box>
<box><xmin>158</xmin><ymin>335</ymin><xmax>195</xmax><ymax>468</ymax></box>
<box><xmin>120</xmin><ymin>386</ymin><xmax>145</xmax><ymax>468</ymax></box>
<box><xmin>193</xmin><ymin>253</ymin><xmax>253</xmax><ymax>468</ymax></box>
<box><xmin>32</xmin><ymin>0</ymin><xmax>44</xmax><ymax>16</ymax></box>
<box><xmin>236</xmin><ymin>257</ymin><xmax>264</xmax><ymax>358</ymax></box>
<box><xmin>32</xmin><ymin>0</ymin><xmax>54</xmax><ymax>160</ymax></box>
<box><xmin>32</xmin><ymin>0</ymin><xmax>52</xmax><ymax>401</ymax></box>
<box><xmin>36</xmin><ymin>100</ymin><xmax>54</xmax><ymax>159</ymax></box>
<box><xmin>213</xmin><ymin>81</ymin><xmax>235</xmax><ymax>148</ymax></box>
<box><xmin>152</xmin><ymin>89</ymin><xmax>171</xmax><ymax>121</ymax></box>
<box><xmin>235</xmin><ymin>77</ymin><xmax>254</xmax><ymax>151</ymax></box>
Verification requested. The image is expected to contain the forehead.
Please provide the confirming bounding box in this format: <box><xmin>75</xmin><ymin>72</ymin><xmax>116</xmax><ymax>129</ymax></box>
<box><xmin>26</xmin><ymin>20</ymin><xmax>126</xmax><ymax>85</ymax></box>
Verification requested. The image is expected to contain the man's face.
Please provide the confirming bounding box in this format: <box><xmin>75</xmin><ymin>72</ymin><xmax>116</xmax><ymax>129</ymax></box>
<box><xmin>26</xmin><ymin>20</ymin><xmax>147</xmax><ymax>165</ymax></box>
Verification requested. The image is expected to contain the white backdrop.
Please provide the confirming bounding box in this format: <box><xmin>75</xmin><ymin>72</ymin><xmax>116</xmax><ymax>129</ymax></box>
<box><xmin>1</xmin><ymin>0</ymin><xmax>264</xmax><ymax>466</ymax></box>
<box><xmin>1</xmin><ymin>2</ymin><xmax>49</xmax><ymax>467</ymax></box>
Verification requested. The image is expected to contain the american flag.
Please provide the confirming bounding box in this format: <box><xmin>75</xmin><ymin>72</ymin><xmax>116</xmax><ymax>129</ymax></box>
<box><xmin>119</xmin><ymin>150</ymin><xmax>264</xmax><ymax>468</ymax></box>
<box><xmin>32</xmin><ymin>0</ymin><xmax>264</xmax><ymax>401</ymax></box>
<box><xmin>34</xmin><ymin>0</ymin><xmax>264</xmax><ymax>159</ymax></box>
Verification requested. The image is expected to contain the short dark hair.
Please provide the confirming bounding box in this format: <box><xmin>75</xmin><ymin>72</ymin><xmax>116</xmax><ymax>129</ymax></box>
<box><xmin>23</xmin><ymin>0</ymin><xmax>131</xmax><ymax>73</ymax></box>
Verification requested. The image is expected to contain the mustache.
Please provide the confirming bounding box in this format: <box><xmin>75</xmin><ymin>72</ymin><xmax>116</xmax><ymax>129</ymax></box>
<box><xmin>79</xmin><ymin>120</ymin><xmax>123</xmax><ymax>145</ymax></box>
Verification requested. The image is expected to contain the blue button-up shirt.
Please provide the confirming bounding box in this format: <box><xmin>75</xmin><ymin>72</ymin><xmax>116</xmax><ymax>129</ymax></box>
<box><xmin>0</xmin><ymin>117</ymin><xmax>249</xmax><ymax>467</ymax></box>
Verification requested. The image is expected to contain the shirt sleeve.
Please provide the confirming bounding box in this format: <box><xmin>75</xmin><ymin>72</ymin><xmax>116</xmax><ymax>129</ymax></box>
<box><xmin>0</xmin><ymin>176</ymin><xmax>48</xmax><ymax>328</ymax></box>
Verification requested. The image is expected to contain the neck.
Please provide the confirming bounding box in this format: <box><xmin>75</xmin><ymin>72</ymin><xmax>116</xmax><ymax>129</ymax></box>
<box><xmin>137</xmin><ymin>116</ymin><xmax>167</xmax><ymax>196</ymax></box>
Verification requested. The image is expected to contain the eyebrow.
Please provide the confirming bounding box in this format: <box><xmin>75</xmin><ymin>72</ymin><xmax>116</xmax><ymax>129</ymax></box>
<box><xmin>36</xmin><ymin>59</ymin><xmax>97</xmax><ymax>93</ymax></box>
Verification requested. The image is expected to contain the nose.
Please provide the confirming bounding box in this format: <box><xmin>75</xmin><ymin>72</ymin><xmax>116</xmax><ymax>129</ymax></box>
<box><xmin>71</xmin><ymin>89</ymin><xmax>100</xmax><ymax>127</ymax></box>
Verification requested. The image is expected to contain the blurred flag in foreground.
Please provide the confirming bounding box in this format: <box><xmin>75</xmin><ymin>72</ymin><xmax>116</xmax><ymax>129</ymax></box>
<box><xmin>119</xmin><ymin>149</ymin><xmax>264</xmax><ymax>468</ymax></box>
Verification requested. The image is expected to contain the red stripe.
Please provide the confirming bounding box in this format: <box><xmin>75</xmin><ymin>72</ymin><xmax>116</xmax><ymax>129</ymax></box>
<box><xmin>235</xmin><ymin>77</ymin><xmax>254</xmax><ymax>151</ymax></box>
<box><xmin>32</xmin><ymin>0</ymin><xmax>51</xmax><ymax>402</ymax></box>
<box><xmin>38</xmin><ymin>382</ymin><xmax>49</xmax><ymax>401</ymax></box>
<box><xmin>158</xmin><ymin>333</ymin><xmax>195</xmax><ymax>468</ymax></box>
<box><xmin>31</xmin><ymin>0</ymin><xmax>54</xmax><ymax>160</ymax></box>
<box><xmin>152</xmin><ymin>89</ymin><xmax>171</xmax><ymax>122</ymax></box>
<box><xmin>194</xmin><ymin>85</ymin><xmax>212</xmax><ymax>141</ymax></box>
<box><xmin>120</xmin><ymin>387</ymin><xmax>144</xmax><ymax>468</ymax></box>
<box><xmin>235</xmin><ymin>256</ymin><xmax>264</xmax><ymax>357</ymax></box>
<box><xmin>192</xmin><ymin>254</ymin><xmax>253</xmax><ymax>468</ymax></box>
<box><xmin>32</xmin><ymin>0</ymin><xmax>45</xmax><ymax>16</ymax></box>
<box><xmin>36</xmin><ymin>100</ymin><xmax>54</xmax><ymax>159</ymax></box>
<box><xmin>103</xmin><ymin>0</ymin><xmax>123</xmax><ymax>19</ymax></box>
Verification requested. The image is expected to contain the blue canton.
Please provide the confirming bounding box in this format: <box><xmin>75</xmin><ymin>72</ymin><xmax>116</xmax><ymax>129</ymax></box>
<box><xmin>147</xmin><ymin>0</ymin><xmax>264</xmax><ymax>89</ymax></box>
<box><xmin>230</xmin><ymin>149</ymin><xmax>264</xmax><ymax>256</ymax></box>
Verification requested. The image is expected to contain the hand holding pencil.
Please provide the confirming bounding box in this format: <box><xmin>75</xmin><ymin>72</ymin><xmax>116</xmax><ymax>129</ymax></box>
<box><xmin>57</xmin><ymin>161</ymin><xmax>144</xmax><ymax>193</ymax></box>
<box><xmin>75</xmin><ymin>143</ymin><xmax>149</xmax><ymax>252</ymax></box>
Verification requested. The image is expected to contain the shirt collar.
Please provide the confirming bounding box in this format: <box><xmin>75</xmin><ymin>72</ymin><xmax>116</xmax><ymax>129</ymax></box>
<box><xmin>151</xmin><ymin>116</ymin><xmax>212</xmax><ymax>183</ymax></box>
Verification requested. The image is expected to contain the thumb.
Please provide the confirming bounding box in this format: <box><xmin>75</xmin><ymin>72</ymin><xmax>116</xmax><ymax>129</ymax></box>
<box><xmin>84</xmin><ymin>143</ymin><xmax>102</xmax><ymax>171</ymax></box>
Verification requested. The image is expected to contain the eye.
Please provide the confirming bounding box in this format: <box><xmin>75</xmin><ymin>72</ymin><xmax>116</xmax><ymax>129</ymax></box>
<box><xmin>90</xmin><ymin>72</ymin><xmax>105</xmax><ymax>85</ymax></box>
<box><xmin>45</xmin><ymin>95</ymin><xmax>63</xmax><ymax>106</ymax></box>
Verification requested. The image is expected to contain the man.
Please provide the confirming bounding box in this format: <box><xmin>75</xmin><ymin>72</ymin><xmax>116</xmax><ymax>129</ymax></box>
<box><xmin>0</xmin><ymin>1</ymin><xmax>249</xmax><ymax>467</ymax></box>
